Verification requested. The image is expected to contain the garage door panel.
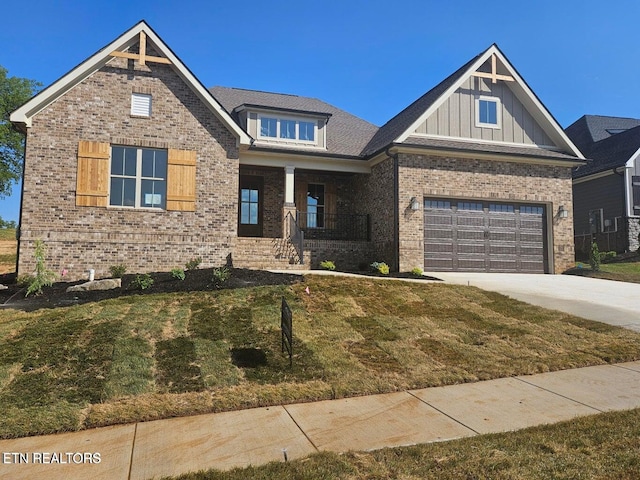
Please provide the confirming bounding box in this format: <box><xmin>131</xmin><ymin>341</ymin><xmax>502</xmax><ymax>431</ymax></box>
<box><xmin>424</xmin><ymin>199</ymin><xmax>547</xmax><ymax>273</ymax></box>
<box><xmin>427</xmin><ymin>229</ymin><xmax>454</xmax><ymax>239</ymax></box>
<box><xmin>425</xmin><ymin>258</ymin><xmax>454</xmax><ymax>269</ymax></box>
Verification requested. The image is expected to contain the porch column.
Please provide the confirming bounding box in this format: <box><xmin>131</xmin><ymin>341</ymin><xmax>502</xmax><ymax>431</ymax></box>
<box><xmin>283</xmin><ymin>165</ymin><xmax>296</xmax><ymax>237</ymax></box>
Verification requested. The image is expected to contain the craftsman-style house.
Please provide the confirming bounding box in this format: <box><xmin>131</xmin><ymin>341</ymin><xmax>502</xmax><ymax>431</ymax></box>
<box><xmin>10</xmin><ymin>21</ymin><xmax>584</xmax><ymax>281</ymax></box>
<box><xmin>565</xmin><ymin>115</ymin><xmax>640</xmax><ymax>255</ymax></box>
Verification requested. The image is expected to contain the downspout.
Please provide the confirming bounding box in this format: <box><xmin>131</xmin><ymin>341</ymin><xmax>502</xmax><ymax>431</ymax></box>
<box><xmin>15</xmin><ymin>124</ymin><xmax>28</xmax><ymax>277</ymax></box>
<box><xmin>385</xmin><ymin>146</ymin><xmax>400</xmax><ymax>272</ymax></box>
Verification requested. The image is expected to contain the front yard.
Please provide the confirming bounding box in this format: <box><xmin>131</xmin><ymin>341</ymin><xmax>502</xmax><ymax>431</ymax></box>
<box><xmin>1</xmin><ymin>274</ymin><xmax>640</xmax><ymax>439</ymax></box>
<box><xmin>569</xmin><ymin>253</ymin><xmax>640</xmax><ymax>283</ymax></box>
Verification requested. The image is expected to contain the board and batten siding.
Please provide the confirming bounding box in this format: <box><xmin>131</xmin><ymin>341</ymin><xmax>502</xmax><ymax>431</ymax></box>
<box><xmin>415</xmin><ymin>76</ymin><xmax>554</xmax><ymax>146</ymax></box>
<box><xmin>573</xmin><ymin>173</ymin><xmax>625</xmax><ymax>235</ymax></box>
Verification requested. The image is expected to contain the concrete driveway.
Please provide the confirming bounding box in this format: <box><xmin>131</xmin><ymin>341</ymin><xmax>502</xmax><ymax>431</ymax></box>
<box><xmin>430</xmin><ymin>272</ymin><xmax>640</xmax><ymax>332</ymax></box>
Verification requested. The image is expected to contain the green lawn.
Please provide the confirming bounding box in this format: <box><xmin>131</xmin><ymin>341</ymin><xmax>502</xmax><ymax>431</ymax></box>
<box><xmin>2</xmin><ymin>275</ymin><xmax>640</xmax><ymax>439</ymax></box>
<box><xmin>166</xmin><ymin>408</ymin><xmax>640</xmax><ymax>480</ymax></box>
<box><xmin>572</xmin><ymin>256</ymin><xmax>640</xmax><ymax>283</ymax></box>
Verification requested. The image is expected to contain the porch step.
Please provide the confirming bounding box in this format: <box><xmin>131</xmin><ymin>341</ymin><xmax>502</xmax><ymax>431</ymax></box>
<box><xmin>233</xmin><ymin>237</ymin><xmax>310</xmax><ymax>270</ymax></box>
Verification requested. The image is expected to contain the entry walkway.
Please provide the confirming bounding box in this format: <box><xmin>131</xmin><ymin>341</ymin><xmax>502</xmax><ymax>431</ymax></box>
<box><xmin>1</xmin><ymin>361</ymin><xmax>640</xmax><ymax>480</ymax></box>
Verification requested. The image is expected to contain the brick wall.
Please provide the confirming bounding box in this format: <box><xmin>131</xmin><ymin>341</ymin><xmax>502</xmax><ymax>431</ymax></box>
<box><xmin>351</xmin><ymin>159</ymin><xmax>397</xmax><ymax>269</ymax></box>
<box><xmin>304</xmin><ymin>239</ymin><xmax>375</xmax><ymax>270</ymax></box>
<box><xmin>19</xmin><ymin>49</ymin><xmax>239</xmax><ymax>281</ymax></box>
<box><xmin>397</xmin><ymin>153</ymin><xmax>576</xmax><ymax>273</ymax></box>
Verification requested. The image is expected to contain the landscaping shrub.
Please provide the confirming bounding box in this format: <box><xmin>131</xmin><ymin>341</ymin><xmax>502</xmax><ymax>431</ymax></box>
<box><xmin>320</xmin><ymin>260</ymin><xmax>336</xmax><ymax>271</ymax></box>
<box><xmin>109</xmin><ymin>264</ymin><xmax>127</xmax><ymax>278</ymax></box>
<box><xmin>185</xmin><ymin>257</ymin><xmax>202</xmax><ymax>270</ymax></box>
<box><xmin>411</xmin><ymin>267</ymin><xmax>423</xmax><ymax>276</ymax></box>
<box><xmin>599</xmin><ymin>251</ymin><xmax>617</xmax><ymax>263</ymax></box>
<box><xmin>370</xmin><ymin>262</ymin><xmax>390</xmax><ymax>275</ymax></box>
<box><xmin>212</xmin><ymin>266</ymin><xmax>231</xmax><ymax>287</ymax></box>
<box><xmin>130</xmin><ymin>273</ymin><xmax>154</xmax><ymax>290</ymax></box>
<box><xmin>171</xmin><ymin>267</ymin><xmax>186</xmax><ymax>281</ymax></box>
<box><xmin>25</xmin><ymin>239</ymin><xmax>56</xmax><ymax>297</ymax></box>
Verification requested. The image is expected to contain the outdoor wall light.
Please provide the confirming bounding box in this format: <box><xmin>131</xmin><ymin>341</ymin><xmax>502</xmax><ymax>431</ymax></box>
<box><xmin>409</xmin><ymin>197</ymin><xmax>420</xmax><ymax>211</ymax></box>
<box><xmin>558</xmin><ymin>205</ymin><xmax>569</xmax><ymax>218</ymax></box>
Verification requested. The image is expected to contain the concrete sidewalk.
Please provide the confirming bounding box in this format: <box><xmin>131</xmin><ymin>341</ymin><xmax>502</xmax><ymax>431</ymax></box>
<box><xmin>2</xmin><ymin>361</ymin><xmax>640</xmax><ymax>480</ymax></box>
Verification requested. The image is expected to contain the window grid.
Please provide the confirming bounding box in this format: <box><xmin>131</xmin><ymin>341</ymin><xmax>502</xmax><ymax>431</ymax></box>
<box><xmin>258</xmin><ymin>115</ymin><xmax>316</xmax><ymax>143</ymax></box>
<box><xmin>110</xmin><ymin>147</ymin><xmax>167</xmax><ymax>209</ymax></box>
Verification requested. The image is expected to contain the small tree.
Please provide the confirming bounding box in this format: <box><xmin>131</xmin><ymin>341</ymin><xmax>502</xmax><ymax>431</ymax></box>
<box><xmin>25</xmin><ymin>239</ymin><xmax>56</xmax><ymax>296</ymax></box>
<box><xmin>589</xmin><ymin>241</ymin><xmax>600</xmax><ymax>272</ymax></box>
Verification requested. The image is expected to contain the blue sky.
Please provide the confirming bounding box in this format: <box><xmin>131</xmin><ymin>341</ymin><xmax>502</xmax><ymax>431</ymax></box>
<box><xmin>2</xmin><ymin>0</ymin><xmax>640</xmax><ymax>222</ymax></box>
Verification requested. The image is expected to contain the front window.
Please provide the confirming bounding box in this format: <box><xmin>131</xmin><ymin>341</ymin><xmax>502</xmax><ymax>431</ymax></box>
<box><xmin>240</xmin><ymin>188</ymin><xmax>259</xmax><ymax>225</ymax></box>
<box><xmin>258</xmin><ymin>115</ymin><xmax>317</xmax><ymax>143</ymax></box>
<box><xmin>307</xmin><ymin>184</ymin><xmax>325</xmax><ymax>228</ymax></box>
<box><xmin>110</xmin><ymin>146</ymin><xmax>167</xmax><ymax>209</ymax></box>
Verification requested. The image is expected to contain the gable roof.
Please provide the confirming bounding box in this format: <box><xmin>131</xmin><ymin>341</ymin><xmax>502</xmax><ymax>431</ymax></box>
<box><xmin>565</xmin><ymin>114</ymin><xmax>640</xmax><ymax>157</ymax></box>
<box><xmin>571</xmin><ymin>123</ymin><xmax>640</xmax><ymax>178</ymax></box>
<box><xmin>362</xmin><ymin>44</ymin><xmax>584</xmax><ymax>161</ymax></box>
<box><xmin>10</xmin><ymin>21</ymin><xmax>251</xmax><ymax>145</ymax></box>
<box><xmin>210</xmin><ymin>86</ymin><xmax>379</xmax><ymax>158</ymax></box>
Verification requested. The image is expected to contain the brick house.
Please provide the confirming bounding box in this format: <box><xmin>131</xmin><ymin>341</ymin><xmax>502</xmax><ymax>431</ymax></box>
<box><xmin>11</xmin><ymin>21</ymin><xmax>584</xmax><ymax>281</ymax></box>
<box><xmin>565</xmin><ymin>115</ymin><xmax>640</xmax><ymax>255</ymax></box>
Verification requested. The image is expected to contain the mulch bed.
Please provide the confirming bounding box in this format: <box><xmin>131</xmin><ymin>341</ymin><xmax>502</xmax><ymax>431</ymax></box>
<box><xmin>0</xmin><ymin>268</ymin><xmax>302</xmax><ymax>311</ymax></box>
<box><xmin>0</xmin><ymin>267</ymin><xmax>441</xmax><ymax>312</ymax></box>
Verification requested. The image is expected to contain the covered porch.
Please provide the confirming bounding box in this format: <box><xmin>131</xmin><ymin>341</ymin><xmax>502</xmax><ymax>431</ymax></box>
<box><xmin>234</xmin><ymin>165</ymin><xmax>374</xmax><ymax>269</ymax></box>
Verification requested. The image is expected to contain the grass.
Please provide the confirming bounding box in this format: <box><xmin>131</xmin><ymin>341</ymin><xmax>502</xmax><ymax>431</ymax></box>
<box><xmin>0</xmin><ymin>229</ymin><xmax>16</xmax><ymax>241</ymax></box>
<box><xmin>1</xmin><ymin>275</ymin><xmax>640</xmax><ymax>439</ymax></box>
<box><xmin>0</xmin><ymin>228</ymin><xmax>17</xmax><ymax>274</ymax></box>
<box><xmin>572</xmin><ymin>256</ymin><xmax>640</xmax><ymax>283</ymax></box>
<box><xmin>164</xmin><ymin>408</ymin><xmax>640</xmax><ymax>480</ymax></box>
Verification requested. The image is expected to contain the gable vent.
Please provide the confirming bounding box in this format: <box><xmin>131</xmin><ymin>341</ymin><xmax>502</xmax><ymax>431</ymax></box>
<box><xmin>131</xmin><ymin>93</ymin><xmax>152</xmax><ymax>117</ymax></box>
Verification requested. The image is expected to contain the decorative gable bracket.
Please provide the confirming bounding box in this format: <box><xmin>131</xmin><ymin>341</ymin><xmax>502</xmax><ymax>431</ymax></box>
<box><xmin>471</xmin><ymin>53</ymin><xmax>513</xmax><ymax>84</ymax></box>
<box><xmin>109</xmin><ymin>31</ymin><xmax>172</xmax><ymax>66</ymax></box>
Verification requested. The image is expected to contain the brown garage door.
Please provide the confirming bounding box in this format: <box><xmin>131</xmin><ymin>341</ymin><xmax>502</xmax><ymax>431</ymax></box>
<box><xmin>424</xmin><ymin>199</ymin><xmax>546</xmax><ymax>273</ymax></box>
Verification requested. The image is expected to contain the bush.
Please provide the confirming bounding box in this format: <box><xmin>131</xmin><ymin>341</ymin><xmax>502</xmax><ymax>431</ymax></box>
<box><xmin>212</xmin><ymin>266</ymin><xmax>231</xmax><ymax>288</ymax></box>
<box><xmin>131</xmin><ymin>273</ymin><xmax>154</xmax><ymax>290</ymax></box>
<box><xmin>370</xmin><ymin>262</ymin><xmax>390</xmax><ymax>275</ymax></box>
<box><xmin>185</xmin><ymin>257</ymin><xmax>202</xmax><ymax>271</ymax></box>
<box><xmin>171</xmin><ymin>267</ymin><xmax>186</xmax><ymax>281</ymax></box>
<box><xmin>109</xmin><ymin>264</ymin><xmax>127</xmax><ymax>278</ymax></box>
<box><xmin>17</xmin><ymin>274</ymin><xmax>35</xmax><ymax>288</ymax></box>
<box><xmin>589</xmin><ymin>242</ymin><xmax>601</xmax><ymax>272</ymax></box>
<box><xmin>25</xmin><ymin>239</ymin><xmax>57</xmax><ymax>297</ymax></box>
<box><xmin>320</xmin><ymin>260</ymin><xmax>336</xmax><ymax>271</ymax></box>
<box><xmin>599</xmin><ymin>251</ymin><xmax>617</xmax><ymax>263</ymax></box>
<box><xmin>411</xmin><ymin>267</ymin><xmax>423</xmax><ymax>276</ymax></box>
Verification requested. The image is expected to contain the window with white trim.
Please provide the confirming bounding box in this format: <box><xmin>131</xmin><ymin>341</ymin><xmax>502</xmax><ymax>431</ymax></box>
<box><xmin>258</xmin><ymin>115</ymin><xmax>317</xmax><ymax>144</ymax></box>
<box><xmin>131</xmin><ymin>93</ymin><xmax>152</xmax><ymax>117</ymax></box>
<box><xmin>476</xmin><ymin>96</ymin><xmax>501</xmax><ymax>128</ymax></box>
<box><xmin>110</xmin><ymin>146</ymin><xmax>167</xmax><ymax>209</ymax></box>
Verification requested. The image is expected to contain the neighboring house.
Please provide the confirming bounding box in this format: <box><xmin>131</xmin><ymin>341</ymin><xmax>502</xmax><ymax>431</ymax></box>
<box><xmin>565</xmin><ymin>115</ymin><xmax>640</xmax><ymax>255</ymax></box>
<box><xmin>10</xmin><ymin>21</ymin><xmax>584</xmax><ymax>281</ymax></box>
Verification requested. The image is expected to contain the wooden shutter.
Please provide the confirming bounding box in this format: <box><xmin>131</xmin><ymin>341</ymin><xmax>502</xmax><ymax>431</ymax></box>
<box><xmin>167</xmin><ymin>149</ymin><xmax>197</xmax><ymax>211</ymax></box>
<box><xmin>76</xmin><ymin>141</ymin><xmax>110</xmax><ymax>207</ymax></box>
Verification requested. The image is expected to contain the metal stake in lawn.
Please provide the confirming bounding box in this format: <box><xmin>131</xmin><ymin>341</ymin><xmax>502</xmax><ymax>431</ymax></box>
<box><xmin>281</xmin><ymin>296</ymin><xmax>293</xmax><ymax>367</ymax></box>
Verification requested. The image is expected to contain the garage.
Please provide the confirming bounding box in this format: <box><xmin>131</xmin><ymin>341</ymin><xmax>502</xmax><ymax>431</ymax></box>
<box><xmin>423</xmin><ymin>199</ymin><xmax>547</xmax><ymax>273</ymax></box>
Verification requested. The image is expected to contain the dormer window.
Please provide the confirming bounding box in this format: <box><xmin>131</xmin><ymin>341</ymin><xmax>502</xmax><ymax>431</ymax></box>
<box><xmin>258</xmin><ymin>114</ymin><xmax>317</xmax><ymax>144</ymax></box>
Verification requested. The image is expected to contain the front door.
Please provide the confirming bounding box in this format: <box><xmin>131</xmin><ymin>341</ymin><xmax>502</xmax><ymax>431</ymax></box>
<box><xmin>238</xmin><ymin>175</ymin><xmax>263</xmax><ymax>237</ymax></box>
